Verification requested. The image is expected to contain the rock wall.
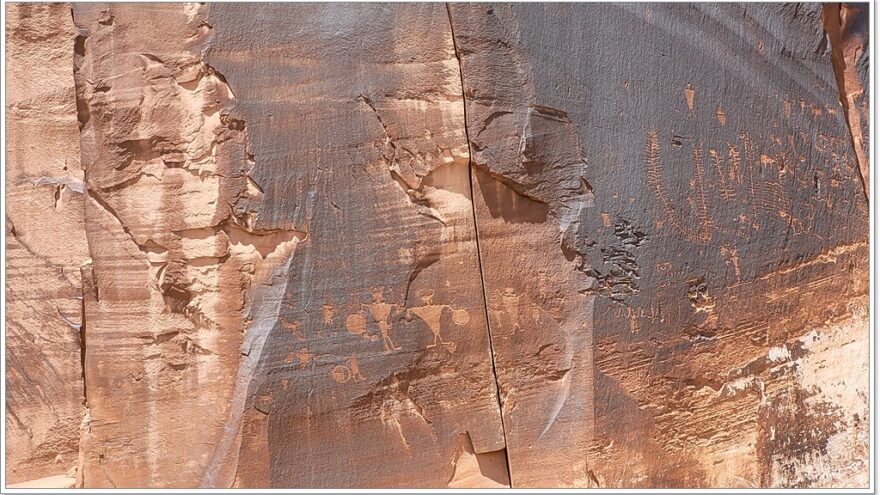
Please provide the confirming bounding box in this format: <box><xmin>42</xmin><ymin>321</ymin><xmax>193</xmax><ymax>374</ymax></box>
<box><xmin>449</xmin><ymin>3</ymin><xmax>870</xmax><ymax>487</ymax></box>
<box><xmin>5</xmin><ymin>2</ymin><xmax>870</xmax><ymax>489</ymax></box>
<box><xmin>5</xmin><ymin>3</ymin><xmax>87</xmax><ymax>485</ymax></box>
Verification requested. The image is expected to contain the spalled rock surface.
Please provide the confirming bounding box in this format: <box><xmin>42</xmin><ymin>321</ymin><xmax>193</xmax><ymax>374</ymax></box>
<box><xmin>4</xmin><ymin>2</ymin><xmax>870</xmax><ymax>489</ymax></box>
<box><xmin>71</xmin><ymin>4</ymin><xmax>291</xmax><ymax>487</ymax></box>
<box><xmin>70</xmin><ymin>2</ymin><xmax>505</xmax><ymax>488</ymax></box>
<box><xmin>5</xmin><ymin>3</ymin><xmax>88</xmax><ymax>484</ymax></box>
<box><xmin>825</xmin><ymin>2</ymin><xmax>870</xmax><ymax>200</ymax></box>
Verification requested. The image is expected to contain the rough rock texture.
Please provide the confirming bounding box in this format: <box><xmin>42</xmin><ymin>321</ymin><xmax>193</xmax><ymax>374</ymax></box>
<box><xmin>5</xmin><ymin>3</ymin><xmax>88</xmax><ymax>484</ymax></box>
<box><xmin>825</xmin><ymin>3</ymin><xmax>870</xmax><ymax>201</ymax></box>
<box><xmin>69</xmin><ymin>2</ymin><xmax>506</xmax><ymax>488</ymax></box>
<box><xmin>200</xmin><ymin>3</ymin><xmax>510</xmax><ymax>488</ymax></box>
<box><xmin>70</xmin><ymin>4</ymin><xmax>309</xmax><ymax>487</ymax></box>
<box><xmin>5</xmin><ymin>2</ymin><xmax>870</xmax><ymax>489</ymax></box>
<box><xmin>449</xmin><ymin>3</ymin><xmax>870</xmax><ymax>487</ymax></box>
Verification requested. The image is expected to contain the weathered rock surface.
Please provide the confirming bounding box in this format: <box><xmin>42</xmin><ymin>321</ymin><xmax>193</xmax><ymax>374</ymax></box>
<box><xmin>5</xmin><ymin>2</ymin><xmax>870</xmax><ymax>489</ymax></box>
<box><xmin>450</xmin><ymin>3</ymin><xmax>869</xmax><ymax>487</ymax></box>
<box><xmin>825</xmin><ymin>2</ymin><xmax>870</xmax><ymax>201</ymax></box>
<box><xmin>69</xmin><ymin>2</ymin><xmax>505</xmax><ymax>488</ymax></box>
<box><xmin>5</xmin><ymin>3</ymin><xmax>88</xmax><ymax>484</ymax></box>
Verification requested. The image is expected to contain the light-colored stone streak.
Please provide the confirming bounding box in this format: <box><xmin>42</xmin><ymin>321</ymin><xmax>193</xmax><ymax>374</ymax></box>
<box><xmin>72</xmin><ymin>3</ymin><xmax>304</xmax><ymax>487</ymax></box>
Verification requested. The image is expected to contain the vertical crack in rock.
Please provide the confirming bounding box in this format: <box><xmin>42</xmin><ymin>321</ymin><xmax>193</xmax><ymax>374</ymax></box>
<box><xmin>445</xmin><ymin>3</ymin><xmax>514</xmax><ymax>485</ymax></box>
<box><xmin>443</xmin><ymin>4</ymin><xmax>605</xmax><ymax>487</ymax></box>
<box><xmin>822</xmin><ymin>3</ymin><xmax>869</xmax><ymax>203</ymax></box>
<box><xmin>73</xmin><ymin>7</ymin><xmax>92</xmax><ymax>487</ymax></box>
<box><xmin>446</xmin><ymin>4</ymin><xmax>601</xmax><ymax>486</ymax></box>
<box><xmin>75</xmin><ymin>260</ymin><xmax>97</xmax><ymax>488</ymax></box>
<box><xmin>77</xmin><ymin>265</ymin><xmax>89</xmax><ymax>405</ymax></box>
<box><xmin>191</xmin><ymin>4</ymin><xmax>510</xmax><ymax>487</ymax></box>
<box><xmin>6</xmin><ymin>3</ymin><xmax>90</xmax><ymax>485</ymax></box>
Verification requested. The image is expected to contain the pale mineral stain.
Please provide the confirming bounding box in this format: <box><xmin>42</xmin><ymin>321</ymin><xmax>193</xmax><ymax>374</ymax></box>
<box><xmin>767</xmin><ymin>345</ymin><xmax>790</xmax><ymax>363</ymax></box>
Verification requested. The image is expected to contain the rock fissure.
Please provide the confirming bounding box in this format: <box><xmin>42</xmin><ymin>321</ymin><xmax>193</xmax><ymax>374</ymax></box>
<box><xmin>445</xmin><ymin>2</ymin><xmax>514</xmax><ymax>486</ymax></box>
<box><xmin>6</xmin><ymin>3</ymin><xmax>869</xmax><ymax>489</ymax></box>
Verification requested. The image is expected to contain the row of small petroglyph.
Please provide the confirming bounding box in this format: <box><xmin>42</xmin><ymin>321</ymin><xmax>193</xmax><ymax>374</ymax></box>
<box><xmin>644</xmin><ymin>120</ymin><xmax>855</xmax><ymax>245</ymax></box>
<box><xmin>274</xmin><ymin>287</ymin><xmax>473</xmax><ymax>383</ymax></box>
<box><xmin>275</xmin><ymin>281</ymin><xmax>574</xmax><ymax>384</ymax></box>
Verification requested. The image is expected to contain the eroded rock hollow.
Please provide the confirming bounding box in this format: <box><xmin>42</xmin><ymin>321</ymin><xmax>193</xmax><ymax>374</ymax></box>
<box><xmin>5</xmin><ymin>2</ymin><xmax>870</xmax><ymax>489</ymax></box>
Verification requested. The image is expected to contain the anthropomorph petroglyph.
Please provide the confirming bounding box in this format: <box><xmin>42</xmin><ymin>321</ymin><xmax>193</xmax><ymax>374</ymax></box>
<box><xmin>344</xmin><ymin>287</ymin><xmax>401</xmax><ymax>351</ymax></box>
<box><xmin>367</xmin><ymin>287</ymin><xmax>401</xmax><ymax>351</ymax></box>
<box><xmin>294</xmin><ymin>348</ymin><xmax>311</xmax><ymax>369</ymax></box>
<box><xmin>406</xmin><ymin>289</ymin><xmax>469</xmax><ymax>351</ymax></box>
<box><xmin>488</xmin><ymin>293</ymin><xmax>505</xmax><ymax>329</ymax></box>
<box><xmin>285</xmin><ymin>348</ymin><xmax>311</xmax><ymax>369</ymax></box>
<box><xmin>500</xmin><ymin>287</ymin><xmax>521</xmax><ymax>333</ymax></box>
<box><xmin>322</xmin><ymin>304</ymin><xmax>334</xmax><ymax>325</ymax></box>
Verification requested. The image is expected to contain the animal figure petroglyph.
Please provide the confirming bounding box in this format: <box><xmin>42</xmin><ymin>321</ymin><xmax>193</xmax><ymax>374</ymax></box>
<box><xmin>283</xmin><ymin>319</ymin><xmax>304</xmax><ymax>340</ymax></box>
<box><xmin>537</xmin><ymin>269</ymin><xmax>568</xmax><ymax>320</ymax></box>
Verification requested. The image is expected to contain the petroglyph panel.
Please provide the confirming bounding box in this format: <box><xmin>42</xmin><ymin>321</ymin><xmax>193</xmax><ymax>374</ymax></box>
<box><xmin>451</xmin><ymin>2</ymin><xmax>868</xmax><ymax>488</ymax></box>
<box><xmin>197</xmin><ymin>3</ymin><xmax>506</xmax><ymax>488</ymax></box>
<box><xmin>5</xmin><ymin>2</ymin><xmax>869</xmax><ymax>490</ymax></box>
<box><xmin>66</xmin><ymin>2</ymin><xmax>506</xmax><ymax>488</ymax></box>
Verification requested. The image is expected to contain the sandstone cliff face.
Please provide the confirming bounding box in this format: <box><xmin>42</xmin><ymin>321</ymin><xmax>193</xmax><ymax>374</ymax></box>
<box><xmin>450</xmin><ymin>3</ymin><xmax>870</xmax><ymax>487</ymax></box>
<box><xmin>5</xmin><ymin>3</ymin><xmax>87</xmax><ymax>485</ymax></box>
<box><xmin>5</xmin><ymin>2</ymin><xmax>870</xmax><ymax>489</ymax></box>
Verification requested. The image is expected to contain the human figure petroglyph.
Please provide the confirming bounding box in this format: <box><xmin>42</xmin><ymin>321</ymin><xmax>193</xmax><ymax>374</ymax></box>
<box><xmin>364</xmin><ymin>287</ymin><xmax>400</xmax><ymax>351</ymax></box>
<box><xmin>283</xmin><ymin>347</ymin><xmax>311</xmax><ymax>369</ymax></box>
<box><xmin>488</xmin><ymin>293</ymin><xmax>505</xmax><ymax>329</ymax></box>
<box><xmin>406</xmin><ymin>289</ymin><xmax>469</xmax><ymax>350</ymax></box>
<box><xmin>536</xmin><ymin>269</ymin><xmax>553</xmax><ymax>300</ymax></box>
<box><xmin>500</xmin><ymin>287</ymin><xmax>521</xmax><ymax>333</ymax></box>
<box><xmin>348</xmin><ymin>356</ymin><xmax>364</xmax><ymax>381</ymax></box>
<box><xmin>295</xmin><ymin>347</ymin><xmax>311</xmax><ymax>369</ymax></box>
<box><xmin>322</xmin><ymin>304</ymin><xmax>334</xmax><ymax>325</ymax></box>
<box><xmin>344</xmin><ymin>287</ymin><xmax>401</xmax><ymax>348</ymax></box>
<box><xmin>523</xmin><ymin>302</ymin><xmax>538</xmax><ymax>327</ymax></box>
